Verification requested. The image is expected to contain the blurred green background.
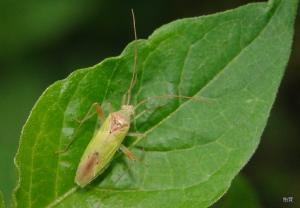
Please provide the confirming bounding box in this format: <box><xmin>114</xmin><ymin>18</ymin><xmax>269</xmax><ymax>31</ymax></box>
<box><xmin>0</xmin><ymin>0</ymin><xmax>299</xmax><ymax>207</ymax></box>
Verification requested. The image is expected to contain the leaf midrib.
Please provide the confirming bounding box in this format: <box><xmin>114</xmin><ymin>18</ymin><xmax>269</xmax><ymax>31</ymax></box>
<box><xmin>136</xmin><ymin>2</ymin><xmax>276</xmax><ymax>151</ymax></box>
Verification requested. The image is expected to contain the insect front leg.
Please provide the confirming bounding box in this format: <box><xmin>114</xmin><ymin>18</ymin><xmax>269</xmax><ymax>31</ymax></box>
<box><xmin>132</xmin><ymin>105</ymin><xmax>165</xmax><ymax>122</ymax></box>
<box><xmin>108</xmin><ymin>102</ymin><xmax>113</xmax><ymax>114</ymax></box>
<box><xmin>76</xmin><ymin>102</ymin><xmax>105</xmax><ymax>125</ymax></box>
<box><xmin>126</xmin><ymin>132</ymin><xmax>147</xmax><ymax>149</ymax></box>
<box><xmin>56</xmin><ymin>102</ymin><xmax>105</xmax><ymax>154</ymax></box>
<box><xmin>127</xmin><ymin>132</ymin><xmax>144</xmax><ymax>137</ymax></box>
<box><xmin>95</xmin><ymin>103</ymin><xmax>105</xmax><ymax>123</ymax></box>
<box><xmin>132</xmin><ymin>110</ymin><xmax>147</xmax><ymax>122</ymax></box>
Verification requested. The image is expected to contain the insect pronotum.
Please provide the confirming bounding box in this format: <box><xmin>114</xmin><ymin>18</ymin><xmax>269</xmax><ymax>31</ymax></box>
<box><xmin>60</xmin><ymin>9</ymin><xmax>200</xmax><ymax>188</ymax></box>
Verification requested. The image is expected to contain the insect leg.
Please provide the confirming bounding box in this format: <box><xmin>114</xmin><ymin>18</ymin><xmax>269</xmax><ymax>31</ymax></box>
<box><xmin>95</xmin><ymin>103</ymin><xmax>105</xmax><ymax>123</ymax></box>
<box><xmin>56</xmin><ymin>102</ymin><xmax>104</xmax><ymax>154</ymax></box>
<box><xmin>132</xmin><ymin>105</ymin><xmax>164</xmax><ymax>122</ymax></box>
<box><xmin>127</xmin><ymin>132</ymin><xmax>144</xmax><ymax>137</ymax></box>
<box><xmin>120</xmin><ymin>144</ymin><xmax>135</xmax><ymax>161</ymax></box>
<box><xmin>126</xmin><ymin>132</ymin><xmax>147</xmax><ymax>150</ymax></box>
<box><xmin>121</xmin><ymin>135</ymin><xmax>148</xmax><ymax>166</ymax></box>
<box><xmin>75</xmin><ymin>102</ymin><xmax>104</xmax><ymax>124</ymax></box>
<box><xmin>122</xmin><ymin>94</ymin><xmax>127</xmax><ymax>106</ymax></box>
<box><xmin>132</xmin><ymin>110</ymin><xmax>146</xmax><ymax>121</ymax></box>
<box><xmin>108</xmin><ymin>102</ymin><xmax>113</xmax><ymax>114</ymax></box>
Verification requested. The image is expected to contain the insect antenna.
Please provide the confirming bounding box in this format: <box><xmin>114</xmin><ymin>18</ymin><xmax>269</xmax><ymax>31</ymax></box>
<box><xmin>126</xmin><ymin>9</ymin><xmax>138</xmax><ymax>105</ymax></box>
<box><xmin>134</xmin><ymin>95</ymin><xmax>214</xmax><ymax>111</ymax></box>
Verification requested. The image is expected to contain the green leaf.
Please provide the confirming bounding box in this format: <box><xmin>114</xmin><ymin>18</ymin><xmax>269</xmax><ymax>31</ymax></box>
<box><xmin>0</xmin><ymin>191</ymin><xmax>5</xmax><ymax>208</ymax></box>
<box><xmin>13</xmin><ymin>0</ymin><xmax>298</xmax><ymax>207</ymax></box>
<box><xmin>213</xmin><ymin>175</ymin><xmax>261</xmax><ymax>208</ymax></box>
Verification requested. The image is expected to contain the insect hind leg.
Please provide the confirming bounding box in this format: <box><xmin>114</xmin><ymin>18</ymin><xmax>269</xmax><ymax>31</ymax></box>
<box><xmin>120</xmin><ymin>144</ymin><xmax>135</xmax><ymax>161</ymax></box>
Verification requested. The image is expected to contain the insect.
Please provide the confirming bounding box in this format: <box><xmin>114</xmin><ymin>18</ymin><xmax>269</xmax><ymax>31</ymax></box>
<box><xmin>59</xmin><ymin>9</ymin><xmax>201</xmax><ymax>188</ymax></box>
<box><xmin>73</xmin><ymin>9</ymin><xmax>142</xmax><ymax>188</ymax></box>
<box><xmin>74</xmin><ymin>103</ymin><xmax>137</xmax><ymax>187</ymax></box>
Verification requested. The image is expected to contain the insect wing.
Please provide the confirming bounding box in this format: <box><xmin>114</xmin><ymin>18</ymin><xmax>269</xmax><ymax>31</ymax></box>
<box><xmin>75</xmin><ymin>114</ymin><xmax>129</xmax><ymax>187</ymax></box>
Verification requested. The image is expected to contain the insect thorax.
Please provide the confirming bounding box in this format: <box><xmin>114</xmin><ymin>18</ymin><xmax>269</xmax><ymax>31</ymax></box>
<box><xmin>121</xmin><ymin>105</ymin><xmax>135</xmax><ymax>117</ymax></box>
<box><xmin>109</xmin><ymin>105</ymin><xmax>134</xmax><ymax>133</ymax></box>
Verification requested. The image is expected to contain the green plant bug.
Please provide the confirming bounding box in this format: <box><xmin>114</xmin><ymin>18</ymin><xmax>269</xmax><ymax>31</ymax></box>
<box><xmin>75</xmin><ymin>104</ymin><xmax>136</xmax><ymax>187</ymax></box>
<box><xmin>58</xmin><ymin>9</ymin><xmax>206</xmax><ymax>188</ymax></box>
<box><xmin>72</xmin><ymin>9</ymin><xmax>140</xmax><ymax>187</ymax></box>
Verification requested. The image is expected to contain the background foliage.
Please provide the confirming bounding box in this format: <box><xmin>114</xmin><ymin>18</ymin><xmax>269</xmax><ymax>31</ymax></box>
<box><xmin>0</xmin><ymin>0</ymin><xmax>299</xmax><ymax>207</ymax></box>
